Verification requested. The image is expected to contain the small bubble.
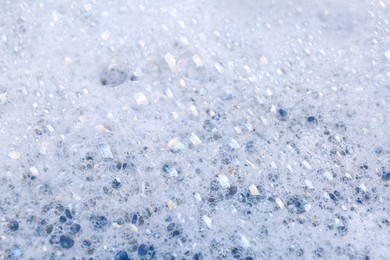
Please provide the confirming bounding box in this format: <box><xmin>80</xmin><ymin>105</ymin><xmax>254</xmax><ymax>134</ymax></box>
<box><xmin>59</xmin><ymin>235</ymin><xmax>74</xmax><ymax>249</ymax></box>
<box><xmin>100</xmin><ymin>66</ymin><xmax>128</xmax><ymax>86</ymax></box>
<box><xmin>112</xmin><ymin>178</ymin><xmax>122</xmax><ymax>189</ymax></box>
<box><xmin>70</xmin><ymin>223</ymin><xmax>81</xmax><ymax>234</ymax></box>
<box><xmin>277</xmin><ymin>108</ymin><xmax>288</xmax><ymax>120</ymax></box>
<box><xmin>382</xmin><ymin>171</ymin><xmax>390</xmax><ymax>181</ymax></box>
<box><xmin>8</xmin><ymin>220</ymin><xmax>19</xmax><ymax>231</ymax></box>
<box><xmin>115</xmin><ymin>251</ymin><xmax>130</xmax><ymax>260</ymax></box>
<box><xmin>307</xmin><ymin>116</ymin><xmax>318</xmax><ymax>124</ymax></box>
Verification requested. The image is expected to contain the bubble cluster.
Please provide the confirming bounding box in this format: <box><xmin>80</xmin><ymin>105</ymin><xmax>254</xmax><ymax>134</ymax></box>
<box><xmin>0</xmin><ymin>0</ymin><xmax>389</xmax><ymax>259</ymax></box>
